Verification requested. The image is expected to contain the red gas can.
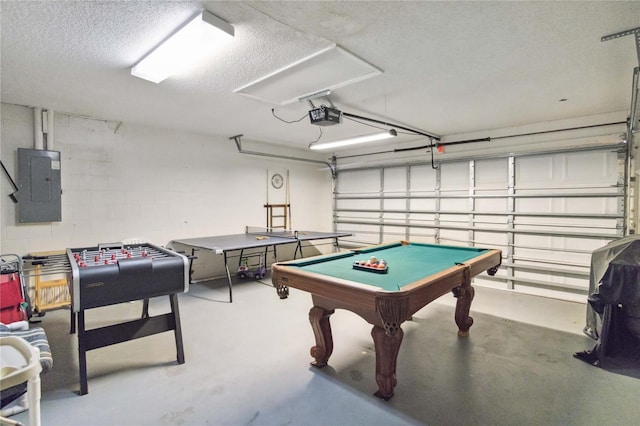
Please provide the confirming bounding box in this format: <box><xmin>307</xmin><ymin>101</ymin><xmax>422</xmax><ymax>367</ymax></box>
<box><xmin>0</xmin><ymin>258</ymin><xmax>27</xmax><ymax>324</ymax></box>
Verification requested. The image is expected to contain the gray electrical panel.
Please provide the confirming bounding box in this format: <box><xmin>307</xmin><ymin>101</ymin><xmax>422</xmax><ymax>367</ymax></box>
<box><xmin>17</xmin><ymin>148</ymin><xmax>62</xmax><ymax>223</ymax></box>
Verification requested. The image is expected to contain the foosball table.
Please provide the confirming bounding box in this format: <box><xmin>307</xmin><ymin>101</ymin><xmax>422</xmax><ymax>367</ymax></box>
<box><xmin>26</xmin><ymin>242</ymin><xmax>189</xmax><ymax>395</ymax></box>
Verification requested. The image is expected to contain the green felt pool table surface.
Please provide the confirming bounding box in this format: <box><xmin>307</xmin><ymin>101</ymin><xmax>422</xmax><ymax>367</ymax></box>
<box><xmin>282</xmin><ymin>241</ymin><xmax>491</xmax><ymax>291</ymax></box>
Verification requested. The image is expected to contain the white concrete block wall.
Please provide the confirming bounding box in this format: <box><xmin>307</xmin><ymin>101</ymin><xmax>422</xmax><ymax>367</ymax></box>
<box><xmin>0</xmin><ymin>103</ymin><xmax>333</xmax><ymax>255</ymax></box>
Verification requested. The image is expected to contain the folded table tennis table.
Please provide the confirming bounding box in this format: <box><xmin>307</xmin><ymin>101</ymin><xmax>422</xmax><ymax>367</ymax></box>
<box><xmin>168</xmin><ymin>227</ymin><xmax>351</xmax><ymax>302</ymax></box>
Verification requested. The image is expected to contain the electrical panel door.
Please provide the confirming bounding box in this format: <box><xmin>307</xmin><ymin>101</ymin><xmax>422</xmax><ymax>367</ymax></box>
<box><xmin>17</xmin><ymin>148</ymin><xmax>62</xmax><ymax>223</ymax></box>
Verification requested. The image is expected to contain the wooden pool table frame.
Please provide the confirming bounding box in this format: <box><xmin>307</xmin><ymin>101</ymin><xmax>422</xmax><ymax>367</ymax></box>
<box><xmin>272</xmin><ymin>241</ymin><xmax>502</xmax><ymax>400</ymax></box>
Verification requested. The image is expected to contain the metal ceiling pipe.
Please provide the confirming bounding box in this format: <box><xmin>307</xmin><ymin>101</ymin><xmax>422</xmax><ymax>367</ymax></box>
<box><xmin>33</xmin><ymin>107</ymin><xmax>44</xmax><ymax>149</ymax></box>
<box><xmin>629</xmin><ymin>67</ymin><xmax>639</xmax><ymax>135</ymax></box>
<box><xmin>229</xmin><ymin>134</ymin><xmax>337</xmax><ymax>178</ymax></box>
<box><xmin>45</xmin><ymin>109</ymin><xmax>55</xmax><ymax>150</ymax></box>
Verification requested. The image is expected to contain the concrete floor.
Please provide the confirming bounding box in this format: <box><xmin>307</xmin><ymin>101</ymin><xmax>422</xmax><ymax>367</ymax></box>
<box><xmin>7</xmin><ymin>278</ymin><xmax>640</xmax><ymax>425</ymax></box>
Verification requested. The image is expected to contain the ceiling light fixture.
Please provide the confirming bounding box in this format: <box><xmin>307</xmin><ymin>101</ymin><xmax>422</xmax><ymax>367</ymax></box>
<box><xmin>131</xmin><ymin>10</ymin><xmax>234</xmax><ymax>84</ymax></box>
<box><xmin>310</xmin><ymin>129</ymin><xmax>397</xmax><ymax>151</ymax></box>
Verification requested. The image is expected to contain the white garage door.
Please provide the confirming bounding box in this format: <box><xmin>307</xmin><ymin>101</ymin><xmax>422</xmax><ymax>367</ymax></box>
<box><xmin>334</xmin><ymin>146</ymin><xmax>625</xmax><ymax>302</ymax></box>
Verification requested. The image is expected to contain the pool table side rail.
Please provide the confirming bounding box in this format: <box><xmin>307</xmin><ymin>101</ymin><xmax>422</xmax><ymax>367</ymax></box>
<box><xmin>400</xmin><ymin>248</ymin><xmax>502</xmax><ymax>293</ymax></box>
<box><xmin>272</xmin><ymin>266</ymin><xmax>404</xmax><ymax>326</ymax></box>
<box><xmin>402</xmin><ymin>248</ymin><xmax>501</xmax><ymax>314</ymax></box>
<box><xmin>272</xmin><ymin>265</ymin><xmax>383</xmax><ymax>302</ymax></box>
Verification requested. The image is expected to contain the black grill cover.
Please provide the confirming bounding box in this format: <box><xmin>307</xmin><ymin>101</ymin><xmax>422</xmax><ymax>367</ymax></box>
<box><xmin>575</xmin><ymin>236</ymin><xmax>640</xmax><ymax>371</ymax></box>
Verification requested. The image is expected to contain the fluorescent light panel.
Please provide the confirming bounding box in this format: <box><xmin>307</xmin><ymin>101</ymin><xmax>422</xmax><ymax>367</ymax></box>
<box><xmin>310</xmin><ymin>129</ymin><xmax>397</xmax><ymax>150</ymax></box>
<box><xmin>234</xmin><ymin>45</ymin><xmax>382</xmax><ymax>105</ymax></box>
<box><xmin>131</xmin><ymin>10</ymin><xmax>234</xmax><ymax>84</ymax></box>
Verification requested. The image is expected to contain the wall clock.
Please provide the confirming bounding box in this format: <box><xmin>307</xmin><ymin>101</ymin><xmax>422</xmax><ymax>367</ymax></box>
<box><xmin>271</xmin><ymin>173</ymin><xmax>284</xmax><ymax>189</ymax></box>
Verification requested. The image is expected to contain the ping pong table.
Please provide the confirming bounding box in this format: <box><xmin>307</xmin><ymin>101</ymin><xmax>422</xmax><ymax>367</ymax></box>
<box><xmin>168</xmin><ymin>227</ymin><xmax>351</xmax><ymax>302</ymax></box>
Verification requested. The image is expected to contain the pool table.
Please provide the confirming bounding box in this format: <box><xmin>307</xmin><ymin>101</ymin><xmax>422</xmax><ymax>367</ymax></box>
<box><xmin>271</xmin><ymin>240</ymin><xmax>502</xmax><ymax>400</ymax></box>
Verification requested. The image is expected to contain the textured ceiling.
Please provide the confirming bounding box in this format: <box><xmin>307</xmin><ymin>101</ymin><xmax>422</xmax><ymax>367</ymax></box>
<box><xmin>1</xmin><ymin>1</ymin><xmax>639</xmax><ymax>150</ymax></box>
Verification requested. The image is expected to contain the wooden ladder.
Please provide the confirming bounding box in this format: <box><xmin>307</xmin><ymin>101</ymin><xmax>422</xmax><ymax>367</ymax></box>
<box><xmin>264</xmin><ymin>203</ymin><xmax>290</xmax><ymax>229</ymax></box>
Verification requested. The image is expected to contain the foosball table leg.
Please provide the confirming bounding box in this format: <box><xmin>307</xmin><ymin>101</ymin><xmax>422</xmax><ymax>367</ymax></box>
<box><xmin>170</xmin><ymin>293</ymin><xmax>185</xmax><ymax>364</ymax></box>
<box><xmin>77</xmin><ymin>310</ymin><xmax>89</xmax><ymax>395</ymax></box>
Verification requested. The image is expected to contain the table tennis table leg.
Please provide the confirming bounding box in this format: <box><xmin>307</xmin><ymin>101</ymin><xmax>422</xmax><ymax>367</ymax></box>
<box><xmin>294</xmin><ymin>241</ymin><xmax>303</xmax><ymax>259</ymax></box>
<box><xmin>142</xmin><ymin>298</ymin><xmax>149</xmax><ymax>318</ymax></box>
<box><xmin>70</xmin><ymin>308</ymin><xmax>76</xmax><ymax>334</ymax></box>
<box><xmin>223</xmin><ymin>252</ymin><xmax>233</xmax><ymax>303</ymax></box>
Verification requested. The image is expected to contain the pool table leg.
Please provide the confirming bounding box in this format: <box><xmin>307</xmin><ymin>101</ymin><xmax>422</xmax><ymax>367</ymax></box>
<box><xmin>309</xmin><ymin>306</ymin><xmax>335</xmax><ymax>367</ymax></box>
<box><xmin>453</xmin><ymin>267</ymin><xmax>475</xmax><ymax>337</ymax></box>
<box><xmin>371</xmin><ymin>325</ymin><xmax>403</xmax><ymax>400</ymax></box>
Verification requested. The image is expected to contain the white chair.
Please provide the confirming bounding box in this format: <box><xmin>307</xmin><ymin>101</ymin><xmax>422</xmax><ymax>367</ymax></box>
<box><xmin>0</xmin><ymin>335</ymin><xmax>42</xmax><ymax>426</ymax></box>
